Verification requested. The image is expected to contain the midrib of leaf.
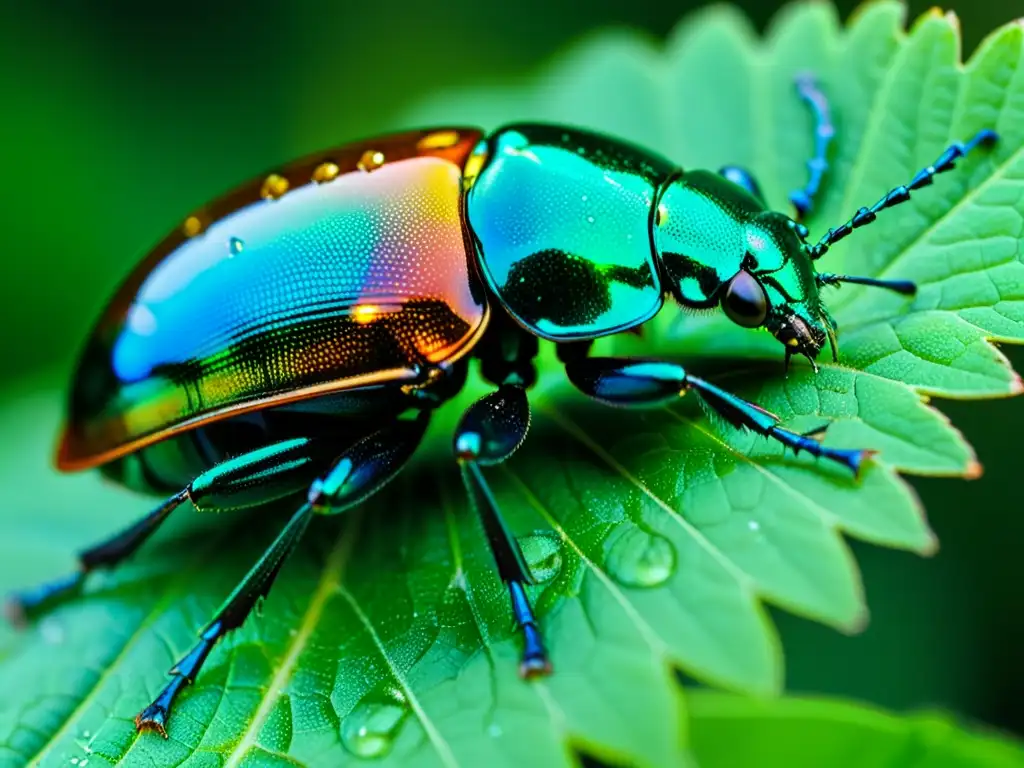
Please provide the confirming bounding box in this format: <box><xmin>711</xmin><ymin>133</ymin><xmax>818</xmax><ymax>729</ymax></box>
<box><xmin>218</xmin><ymin>510</ymin><xmax>363</xmax><ymax>768</ymax></box>
<box><xmin>21</xmin><ymin>530</ymin><xmax>231</xmax><ymax>767</ymax></box>
<box><xmin>335</xmin><ymin>584</ymin><xmax>459</xmax><ymax>768</ymax></box>
<box><xmin>533</xmin><ymin>404</ymin><xmax>754</xmax><ymax>592</ymax></box>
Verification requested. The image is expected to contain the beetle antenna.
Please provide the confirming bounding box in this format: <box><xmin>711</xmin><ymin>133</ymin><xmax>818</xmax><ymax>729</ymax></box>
<box><xmin>808</xmin><ymin>129</ymin><xmax>998</xmax><ymax>261</ymax></box>
<box><xmin>817</xmin><ymin>273</ymin><xmax>917</xmax><ymax>296</ymax></box>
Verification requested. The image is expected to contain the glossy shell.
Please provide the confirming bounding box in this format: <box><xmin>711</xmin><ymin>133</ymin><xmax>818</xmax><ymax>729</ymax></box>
<box><xmin>59</xmin><ymin>130</ymin><xmax>487</xmax><ymax>471</ymax></box>
<box><xmin>465</xmin><ymin>124</ymin><xmax>675</xmax><ymax>340</ymax></box>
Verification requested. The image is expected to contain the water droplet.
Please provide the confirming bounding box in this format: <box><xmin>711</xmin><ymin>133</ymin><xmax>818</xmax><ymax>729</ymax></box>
<box><xmin>70</xmin><ymin>759</ymin><xmax>79</xmax><ymax>766</ymax></box>
<box><xmin>580</xmin><ymin>194</ymin><xmax>588</xmax><ymax>202</ymax></box>
<box><xmin>40</xmin><ymin>617</ymin><xmax>65</xmax><ymax>645</ymax></box>
<box><xmin>488</xmin><ymin>723</ymin><xmax>503</xmax><ymax>738</ymax></box>
<box><xmin>182</xmin><ymin>215</ymin><xmax>203</xmax><ymax>237</ymax></box>
<box><xmin>260</xmin><ymin>173</ymin><xmax>289</xmax><ymax>200</ymax></box>
<box><xmin>605</xmin><ymin>527</ymin><xmax>676</xmax><ymax>588</ymax></box>
<box><xmin>340</xmin><ymin>691</ymin><xmax>410</xmax><ymax>759</ymax></box>
<box><xmin>357</xmin><ymin>150</ymin><xmax>385</xmax><ymax>172</ymax></box>
<box><xmin>227</xmin><ymin>237</ymin><xmax>244</xmax><ymax>255</ymax></box>
<box><xmin>519</xmin><ymin>532</ymin><xmax>562</xmax><ymax>584</ymax></box>
<box><xmin>312</xmin><ymin>161</ymin><xmax>340</xmax><ymax>183</ymax></box>
<box><xmin>748</xmin><ymin>520</ymin><xmax>760</xmax><ymax>532</ymax></box>
<box><xmin>586</xmin><ymin>215</ymin><xmax>595</xmax><ymax>224</ymax></box>
<box><xmin>416</xmin><ymin>130</ymin><xmax>460</xmax><ymax>151</ymax></box>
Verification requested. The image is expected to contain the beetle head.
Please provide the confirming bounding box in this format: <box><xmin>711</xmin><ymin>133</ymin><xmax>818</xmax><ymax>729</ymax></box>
<box><xmin>654</xmin><ymin>171</ymin><xmax>836</xmax><ymax>369</ymax></box>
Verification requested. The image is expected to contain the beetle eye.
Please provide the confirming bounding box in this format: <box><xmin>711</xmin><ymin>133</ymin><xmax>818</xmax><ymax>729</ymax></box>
<box><xmin>721</xmin><ymin>269</ymin><xmax>768</xmax><ymax>328</ymax></box>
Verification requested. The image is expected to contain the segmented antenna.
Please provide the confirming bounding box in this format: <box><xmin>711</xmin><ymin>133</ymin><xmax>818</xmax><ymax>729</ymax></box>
<box><xmin>809</xmin><ymin>129</ymin><xmax>999</xmax><ymax>261</ymax></box>
<box><xmin>816</xmin><ymin>273</ymin><xmax>917</xmax><ymax>296</ymax></box>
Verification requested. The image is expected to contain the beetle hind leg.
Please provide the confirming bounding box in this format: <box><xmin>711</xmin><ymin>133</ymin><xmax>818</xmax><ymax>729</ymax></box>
<box><xmin>5</xmin><ymin>489</ymin><xmax>191</xmax><ymax>624</ymax></box>
<box><xmin>455</xmin><ymin>384</ymin><xmax>551</xmax><ymax>677</ymax></box>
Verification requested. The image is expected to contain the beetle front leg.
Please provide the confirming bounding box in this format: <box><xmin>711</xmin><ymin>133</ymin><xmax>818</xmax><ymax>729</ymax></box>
<box><xmin>454</xmin><ymin>384</ymin><xmax>550</xmax><ymax>677</ymax></box>
<box><xmin>566</xmin><ymin>357</ymin><xmax>872</xmax><ymax>475</ymax></box>
<box><xmin>135</xmin><ymin>415</ymin><xmax>428</xmax><ymax>736</ymax></box>
<box><xmin>789</xmin><ymin>73</ymin><xmax>835</xmax><ymax>219</ymax></box>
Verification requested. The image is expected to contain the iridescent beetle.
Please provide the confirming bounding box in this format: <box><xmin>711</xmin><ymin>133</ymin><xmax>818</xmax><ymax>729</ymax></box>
<box><xmin>7</xmin><ymin>76</ymin><xmax>997</xmax><ymax>736</ymax></box>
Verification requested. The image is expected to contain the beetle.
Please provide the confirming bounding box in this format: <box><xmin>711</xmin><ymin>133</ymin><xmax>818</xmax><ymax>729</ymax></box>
<box><xmin>6</xmin><ymin>75</ymin><xmax>997</xmax><ymax>737</ymax></box>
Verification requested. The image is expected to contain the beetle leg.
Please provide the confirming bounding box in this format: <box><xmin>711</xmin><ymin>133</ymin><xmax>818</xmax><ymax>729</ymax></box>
<box><xmin>454</xmin><ymin>384</ymin><xmax>550</xmax><ymax>677</ymax></box>
<box><xmin>5</xmin><ymin>491</ymin><xmax>193</xmax><ymax>624</ymax></box>
<box><xmin>4</xmin><ymin>436</ymin><xmax>336</xmax><ymax>624</ymax></box>
<box><xmin>789</xmin><ymin>73</ymin><xmax>835</xmax><ymax>220</ymax></box>
<box><xmin>565</xmin><ymin>356</ymin><xmax>873</xmax><ymax>476</ymax></box>
<box><xmin>718</xmin><ymin>165</ymin><xmax>766</xmax><ymax>204</ymax></box>
<box><xmin>135</xmin><ymin>415</ymin><xmax>429</xmax><ymax>737</ymax></box>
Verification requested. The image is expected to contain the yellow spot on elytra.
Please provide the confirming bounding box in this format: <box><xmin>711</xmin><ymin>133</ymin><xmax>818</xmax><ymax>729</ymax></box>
<box><xmin>357</xmin><ymin>150</ymin><xmax>385</xmax><ymax>172</ymax></box>
<box><xmin>261</xmin><ymin>173</ymin><xmax>289</xmax><ymax>200</ymax></box>
<box><xmin>416</xmin><ymin>130</ymin><xmax>460</xmax><ymax>151</ymax></box>
<box><xmin>312</xmin><ymin>162</ymin><xmax>340</xmax><ymax>183</ymax></box>
<box><xmin>786</xmin><ymin>338</ymin><xmax>800</xmax><ymax>347</ymax></box>
<box><xmin>352</xmin><ymin>304</ymin><xmax>381</xmax><ymax>324</ymax></box>
<box><xmin>182</xmin><ymin>215</ymin><xmax>203</xmax><ymax>237</ymax></box>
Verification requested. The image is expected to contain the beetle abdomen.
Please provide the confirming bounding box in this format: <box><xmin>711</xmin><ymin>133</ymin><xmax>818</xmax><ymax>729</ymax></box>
<box><xmin>60</xmin><ymin>131</ymin><xmax>488</xmax><ymax>471</ymax></box>
<box><xmin>466</xmin><ymin>124</ymin><xmax>675</xmax><ymax>340</ymax></box>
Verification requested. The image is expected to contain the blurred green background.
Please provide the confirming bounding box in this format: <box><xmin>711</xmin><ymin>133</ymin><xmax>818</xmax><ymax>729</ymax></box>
<box><xmin>0</xmin><ymin>0</ymin><xmax>1021</xmax><ymax>743</ymax></box>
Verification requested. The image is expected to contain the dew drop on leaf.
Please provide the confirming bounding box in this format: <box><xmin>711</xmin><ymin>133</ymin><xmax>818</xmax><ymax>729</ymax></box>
<box><xmin>340</xmin><ymin>690</ymin><xmax>410</xmax><ymax>759</ymax></box>
<box><xmin>228</xmin><ymin>236</ymin><xmax>245</xmax><ymax>255</ymax></box>
<box><xmin>604</xmin><ymin>526</ymin><xmax>676</xmax><ymax>588</ymax></box>
<box><xmin>518</xmin><ymin>532</ymin><xmax>562</xmax><ymax>583</ymax></box>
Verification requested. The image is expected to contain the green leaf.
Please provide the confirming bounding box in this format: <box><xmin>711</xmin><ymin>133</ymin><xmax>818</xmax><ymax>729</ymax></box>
<box><xmin>1</xmin><ymin>2</ymin><xmax>1023</xmax><ymax>766</ymax></box>
<box><xmin>688</xmin><ymin>691</ymin><xmax>1024</xmax><ymax>767</ymax></box>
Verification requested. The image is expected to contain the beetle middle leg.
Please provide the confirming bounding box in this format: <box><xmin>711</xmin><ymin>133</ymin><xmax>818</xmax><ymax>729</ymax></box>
<box><xmin>454</xmin><ymin>384</ymin><xmax>550</xmax><ymax>677</ymax></box>
<box><xmin>565</xmin><ymin>356</ymin><xmax>871</xmax><ymax>475</ymax></box>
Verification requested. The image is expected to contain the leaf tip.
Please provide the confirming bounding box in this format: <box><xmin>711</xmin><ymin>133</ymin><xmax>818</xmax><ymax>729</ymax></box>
<box><xmin>838</xmin><ymin>607</ymin><xmax>871</xmax><ymax>636</ymax></box>
<box><xmin>1009</xmin><ymin>372</ymin><xmax>1024</xmax><ymax>396</ymax></box>
<box><xmin>919</xmin><ymin>533</ymin><xmax>941</xmax><ymax>557</ymax></box>
<box><xmin>963</xmin><ymin>460</ymin><xmax>984</xmax><ymax>480</ymax></box>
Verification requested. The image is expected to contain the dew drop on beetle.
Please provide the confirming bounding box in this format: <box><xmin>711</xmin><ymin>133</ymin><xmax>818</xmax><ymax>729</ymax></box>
<box><xmin>357</xmin><ymin>150</ymin><xmax>385</xmax><ymax>172</ymax></box>
<box><xmin>181</xmin><ymin>215</ymin><xmax>203</xmax><ymax>237</ymax></box>
<box><xmin>416</xmin><ymin>130</ymin><xmax>460</xmax><ymax>151</ymax></box>
<box><xmin>311</xmin><ymin>161</ymin><xmax>340</xmax><ymax>183</ymax></box>
<box><xmin>260</xmin><ymin>173</ymin><xmax>289</xmax><ymax>200</ymax></box>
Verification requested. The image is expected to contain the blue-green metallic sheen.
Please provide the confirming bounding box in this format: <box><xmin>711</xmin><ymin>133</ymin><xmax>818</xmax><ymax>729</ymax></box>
<box><xmin>466</xmin><ymin>124</ymin><xmax>677</xmax><ymax>340</ymax></box>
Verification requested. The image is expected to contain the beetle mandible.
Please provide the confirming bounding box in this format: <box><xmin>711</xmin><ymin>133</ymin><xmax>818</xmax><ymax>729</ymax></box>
<box><xmin>6</xmin><ymin>75</ymin><xmax>997</xmax><ymax>736</ymax></box>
